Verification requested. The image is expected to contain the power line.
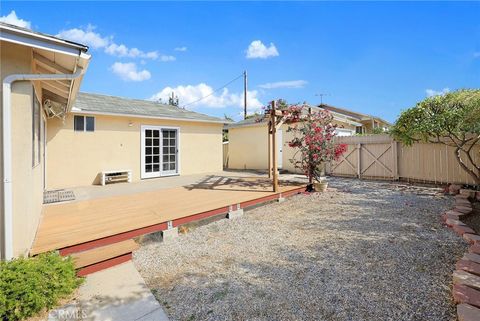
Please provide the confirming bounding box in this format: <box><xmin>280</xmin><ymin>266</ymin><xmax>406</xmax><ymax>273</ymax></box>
<box><xmin>181</xmin><ymin>73</ymin><xmax>244</xmax><ymax>108</ymax></box>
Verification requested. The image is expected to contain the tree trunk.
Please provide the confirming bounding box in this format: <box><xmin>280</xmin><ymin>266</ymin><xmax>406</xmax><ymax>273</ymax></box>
<box><xmin>455</xmin><ymin>146</ymin><xmax>480</xmax><ymax>185</ymax></box>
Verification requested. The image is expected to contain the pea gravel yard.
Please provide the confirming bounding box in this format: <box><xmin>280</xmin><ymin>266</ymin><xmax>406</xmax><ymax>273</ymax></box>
<box><xmin>133</xmin><ymin>178</ymin><xmax>467</xmax><ymax>321</ymax></box>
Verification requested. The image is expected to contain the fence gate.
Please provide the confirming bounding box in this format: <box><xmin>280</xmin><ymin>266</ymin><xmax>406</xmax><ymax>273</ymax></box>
<box><xmin>328</xmin><ymin>135</ymin><xmax>398</xmax><ymax>180</ymax></box>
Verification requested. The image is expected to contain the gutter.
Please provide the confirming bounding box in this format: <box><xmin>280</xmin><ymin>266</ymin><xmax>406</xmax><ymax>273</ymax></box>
<box><xmin>2</xmin><ymin>67</ymin><xmax>84</xmax><ymax>260</ymax></box>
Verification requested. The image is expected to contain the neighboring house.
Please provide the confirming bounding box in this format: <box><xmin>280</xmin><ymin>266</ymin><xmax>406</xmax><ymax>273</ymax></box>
<box><xmin>226</xmin><ymin>104</ymin><xmax>390</xmax><ymax>172</ymax></box>
<box><xmin>0</xmin><ymin>22</ymin><xmax>225</xmax><ymax>260</ymax></box>
<box><xmin>320</xmin><ymin>104</ymin><xmax>391</xmax><ymax>134</ymax></box>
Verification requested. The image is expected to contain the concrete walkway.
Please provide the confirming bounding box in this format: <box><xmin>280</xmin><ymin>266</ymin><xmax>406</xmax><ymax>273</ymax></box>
<box><xmin>48</xmin><ymin>262</ymin><xmax>168</xmax><ymax>321</ymax></box>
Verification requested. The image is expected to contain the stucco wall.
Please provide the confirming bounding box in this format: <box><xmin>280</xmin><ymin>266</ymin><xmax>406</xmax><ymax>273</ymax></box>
<box><xmin>228</xmin><ymin>120</ymin><xmax>356</xmax><ymax>173</ymax></box>
<box><xmin>0</xmin><ymin>41</ymin><xmax>45</xmax><ymax>257</ymax></box>
<box><xmin>46</xmin><ymin>113</ymin><xmax>223</xmax><ymax>189</ymax></box>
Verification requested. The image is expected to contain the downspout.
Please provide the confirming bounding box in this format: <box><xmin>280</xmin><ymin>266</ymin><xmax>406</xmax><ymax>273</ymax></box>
<box><xmin>2</xmin><ymin>67</ymin><xmax>84</xmax><ymax>260</ymax></box>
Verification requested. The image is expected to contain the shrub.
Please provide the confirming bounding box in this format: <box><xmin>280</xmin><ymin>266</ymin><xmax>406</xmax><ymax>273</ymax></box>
<box><xmin>0</xmin><ymin>252</ymin><xmax>83</xmax><ymax>321</ymax></box>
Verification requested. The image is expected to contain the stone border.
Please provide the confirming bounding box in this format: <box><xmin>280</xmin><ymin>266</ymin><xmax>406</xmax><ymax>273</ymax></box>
<box><xmin>441</xmin><ymin>188</ymin><xmax>480</xmax><ymax>320</ymax></box>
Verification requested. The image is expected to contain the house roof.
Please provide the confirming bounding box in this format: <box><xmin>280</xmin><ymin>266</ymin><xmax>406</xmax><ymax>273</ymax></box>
<box><xmin>225</xmin><ymin>104</ymin><xmax>363</xmax><ymax>129</ymax></box>
<box><xmin>72</xmin><ymin>92</ymin><xmax>228</xmax><ymax>124</ymax></box>
<box><xmin>320</xmin><ymin>104</ymin><xmax>392</xmax><ymax>126</ymax></box>
<box><xmin>0</xmin><ymin>22</ymin><xmax>89</xmax><ymax>56</ymax></box>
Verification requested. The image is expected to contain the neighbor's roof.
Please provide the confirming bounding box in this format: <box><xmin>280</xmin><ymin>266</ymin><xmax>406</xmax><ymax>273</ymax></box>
<box><xmin>226</xmin><ymin>104</ymin><xmax>363</xmax><ymax>129</ymax></box>
<box><xmin>72</xmin><ymin>92</ymin><xmax>228</xmax><ymax>124</ymax></box>
<box><xmin>320</xmin><ymin>104</ymin><xmax>392</xmax><ymax>126</ymax></box>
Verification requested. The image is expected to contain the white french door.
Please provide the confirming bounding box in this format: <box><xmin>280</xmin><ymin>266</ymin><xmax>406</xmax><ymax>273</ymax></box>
<box><xmin>141</xmin><ymin>126</ymin><xmax>179</xmax><ymax>179</ymax></box>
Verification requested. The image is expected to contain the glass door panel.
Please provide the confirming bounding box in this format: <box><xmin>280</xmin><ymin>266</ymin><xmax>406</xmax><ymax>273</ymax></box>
<box><xmin>161</xmin><ymin>129</ymin><xmax>178</xmax><ymax>175</ymax></box>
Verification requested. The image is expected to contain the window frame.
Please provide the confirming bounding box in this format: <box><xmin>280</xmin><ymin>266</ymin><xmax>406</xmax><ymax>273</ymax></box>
<box><xmin>74</xmin><ymin>115</ymin><xmax>95</xmax><ymax>132</ymax></box>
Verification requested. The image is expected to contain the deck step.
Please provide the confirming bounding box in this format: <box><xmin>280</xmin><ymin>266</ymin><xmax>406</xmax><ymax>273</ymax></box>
<box><xmin>70</xmin><ymin>239</ymin><xmax>138</xmax><ymax>269</ymax></box>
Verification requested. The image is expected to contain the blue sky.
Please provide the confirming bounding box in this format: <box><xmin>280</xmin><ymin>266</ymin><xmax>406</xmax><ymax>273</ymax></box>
<box><xmin>2</xmin><ymin>1</ymin><xmax>479</xmax><ymax>122</ymax></box>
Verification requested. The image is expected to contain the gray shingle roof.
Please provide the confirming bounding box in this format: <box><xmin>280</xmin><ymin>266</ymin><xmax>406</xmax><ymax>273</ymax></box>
<box><xmin>226</xmin><ymin>104</ymin><xmax>368</xmax><ymax>129</ymax></box>
<box><xmin>73</xmin><ymin>92</ymin><xmax>227</xmax><ymax>124</ymax></box>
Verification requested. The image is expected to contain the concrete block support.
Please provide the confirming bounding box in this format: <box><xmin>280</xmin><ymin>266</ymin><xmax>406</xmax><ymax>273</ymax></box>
<box><xmin>162</xmin><ymin>223</ymin><xmax>178</xmax><ymax>242</ymax></box>
<box><xmin>228</xmin><ymin>204</ymin><xmax>244</xmax><ymax>219</ymax></box>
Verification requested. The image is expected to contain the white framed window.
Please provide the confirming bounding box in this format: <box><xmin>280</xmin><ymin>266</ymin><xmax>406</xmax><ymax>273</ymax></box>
<box><xmin>74</xmin><ymin>115</ymin><xmax>95</xmax><ymax>132</ymax></box>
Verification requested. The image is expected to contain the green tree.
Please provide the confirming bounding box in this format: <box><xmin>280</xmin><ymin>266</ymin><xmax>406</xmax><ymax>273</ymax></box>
<box><xmin>390</xmin><ymin>89</ymin><xmax>480</xmax><ymax>185</ymax></box>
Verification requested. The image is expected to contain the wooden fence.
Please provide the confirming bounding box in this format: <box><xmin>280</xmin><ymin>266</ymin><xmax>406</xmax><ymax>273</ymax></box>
<box><xmin>326</xmin><ymin>134</ymin><xmax>480</xmax><ymax>185</ymax></box>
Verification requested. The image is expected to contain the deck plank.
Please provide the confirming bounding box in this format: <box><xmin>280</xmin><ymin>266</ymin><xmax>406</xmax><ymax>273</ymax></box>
<box><xmin>31</xmin><ymin>178</ymin><xmax>302</xmax><ymax>255</ymax></box>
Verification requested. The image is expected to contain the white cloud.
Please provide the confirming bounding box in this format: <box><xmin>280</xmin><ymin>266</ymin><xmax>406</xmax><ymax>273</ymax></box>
<box><xmin>259</xmin><ymin>80</ymin><xmax>308</xmax><ymax>89</ymax></box>
<box><xmin>426</xmin><ymin>87</ymin><xmax>450</xmax><ymax>97</ymax></box>
<box><xmin>57</xmin><ymin>24</ymin><xmax>109</xmax><ymax>49</ymax></box>
<box><xmin>0</xmin><ymin>10</ymin><xmax>31</xmax><ymax>29</ymax></box>
<box><xmin>111</xmin><ymin>62</ymin><xmax>151</xmax><ymax>82</ymax></box>
<box><xmin>246</xmin><ymin>40</ymin><xmax>279</xmax><ymax>59</ymax></box>
<box><xmin>159</xmin><ymin>55</ymin><xmax>176</xmax><ymax>62</ymax></box>
<box><xmin>174</xmin><ymin>46</ymin><xmax>187</xmax><ymax>52</ymax></box>
<box><xmin>150</xmin><ymin>83</ymin><xmax>262</xmax><ymax>111</ymax></box>
<box><xmin>105</xmin><ymin>43</ymin><xmax>159</xmax><ymax>59</ymax></box>
<box><xmin>57</xmin><ymin>25</ymin><xmax>166</xmax><ymax>60</ymax></box>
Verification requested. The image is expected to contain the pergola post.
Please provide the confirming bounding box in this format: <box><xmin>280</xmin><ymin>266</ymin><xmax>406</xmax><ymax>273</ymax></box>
<box><xmin>271</xmin><ymin>100</ymin><xmax>279</xmax><ymax>192</ymax></box>
<box><xmin>268</xmin><ymin>120</ymin><xmax>272</xmax><ymax>178</ymax></box>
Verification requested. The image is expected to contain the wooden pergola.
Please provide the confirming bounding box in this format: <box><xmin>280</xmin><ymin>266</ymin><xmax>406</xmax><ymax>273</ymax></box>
<box><xmin>267</xmin><ymin>100</ymin><xmax>287</xmax><ymax>192</ymax></box>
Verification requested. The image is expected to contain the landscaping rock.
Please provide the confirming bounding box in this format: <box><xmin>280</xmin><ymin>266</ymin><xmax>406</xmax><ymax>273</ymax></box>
<box><xmin>454</xmin><ymin>225</ymin><xmax>476</xmax><ymax>236</ymax></box>
<box><xmin>456</xmin><ymin>206</ymin><xmax>473</xmax><ymax>214</ymax></box>
<box><xmin>458</xmin><ymin>259</ymin><xmax>480</xmax><ymax>276</ymax></box>
<box><xmin>450</xmin><ymin>184</ymin><xmax>462</xmax><ymax>195</ymax></box>
<box><xmin>447</xmin><ymin>210</ymin><xmax>467</xmax><ymax>219</ymax></box>
<box><xmin>454</xmin><ymin>284</ymin><xmax>480</xmax><ymax>308</ymax></box>
<box><xmin>457</xmin><ymin>198</ymin><xmax>473</xmax><ymax>207</ymax></box>
<box><xmin>457</xmin><ymin>193</ymin><xmax>470</xmax><ymax>200</ymax></box>
<box><xmin>464</xmin><ymin>234</ymin><xmax>480</xmax><ymax>245</ymax></box>
<box><xmin>454</xmin><ymin>270</ymin><xmax>480</xmax><ymax>290</ymax></box>
<box><xmin>465</xmin><ymin>253</ymin><xmax>480</xmax><ymax>265</ymax></box>
<box><xmin>457</xmin><ymin>303</ymin><xmax>480</xmax><ymax>321</ymax></box>
<box><xmin>447</xmin><ymin>219</ymin><xmax>466</xmax><ymax>227</ymax></box>
<box><xmin>470</xmin><ymin>244</ymin><xmax>480</xmax><ymax>255</ymax></box>
<box><xmin>476</xmin><ymin>192</ymin><xmax>480</xmax><ymax>202</ymax></box>
<box><xmin>461</xmin><ymin>189</ymin><xmax>477</xmax><ymax>199</ymax></box>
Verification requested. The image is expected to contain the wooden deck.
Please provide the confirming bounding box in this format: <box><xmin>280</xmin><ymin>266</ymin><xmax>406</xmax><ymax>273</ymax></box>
<box><xmin>31</xmin><ymin>176</ymin><xmax>304</xmax><ymax>255</ymax></box>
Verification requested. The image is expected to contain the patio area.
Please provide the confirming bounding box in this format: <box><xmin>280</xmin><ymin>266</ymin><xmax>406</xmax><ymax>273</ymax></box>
<box><xmin>31</xmin><ymin>171</ymin><xmax>306</xmax><ymax>256</ymax></box>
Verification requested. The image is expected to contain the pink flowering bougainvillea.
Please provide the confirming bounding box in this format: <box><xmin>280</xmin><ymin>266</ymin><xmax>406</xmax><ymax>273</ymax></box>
<box><xmin>282</xmin><ymin>103</ymin><xmax>347</xmax><ymax>186</ymax></box>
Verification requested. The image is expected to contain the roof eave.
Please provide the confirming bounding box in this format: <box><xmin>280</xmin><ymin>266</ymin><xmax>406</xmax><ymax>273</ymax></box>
<box><xmin>0</xmin><ymin>23</ymin><xmax>88</xmax><ymax>57</ymax></box>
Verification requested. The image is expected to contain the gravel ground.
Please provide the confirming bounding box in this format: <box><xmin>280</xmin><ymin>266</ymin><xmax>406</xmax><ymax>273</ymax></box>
<box><xmin>134</xmin><ymin>178</ymin><xmax>466</xmax><ymax>321</ymax></box>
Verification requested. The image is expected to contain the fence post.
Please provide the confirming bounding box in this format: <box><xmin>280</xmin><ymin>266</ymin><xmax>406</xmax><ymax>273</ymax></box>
<box><xmin>392</xmin><ymin>140</ymin><xmax>399</xmax><ymax>180</ymax></box>
<box><xmin>357</xmin><ymin>143</ymin><xmax>362</xmax><ymax>179</ymax></box>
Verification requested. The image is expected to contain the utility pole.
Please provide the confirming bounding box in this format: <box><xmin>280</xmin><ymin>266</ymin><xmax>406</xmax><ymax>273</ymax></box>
<box><xmin>243</xmin><ymin>70</ymin><xmax>247</xmax><ymax>120</ymax></box>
